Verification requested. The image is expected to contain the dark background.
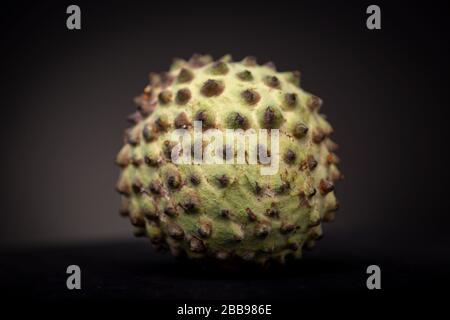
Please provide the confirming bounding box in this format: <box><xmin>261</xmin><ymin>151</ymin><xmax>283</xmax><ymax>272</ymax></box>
<box><xmin>0</xmin><ymin>0</ymin><xmax>449</xmax><ymax>308</ymax></box>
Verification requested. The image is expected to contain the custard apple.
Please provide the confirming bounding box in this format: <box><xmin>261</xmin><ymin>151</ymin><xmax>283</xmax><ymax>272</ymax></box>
<box><xmin>115</xmin><ymin>54</ymin><xmax>342</xmax><ymax>264</ymax></box>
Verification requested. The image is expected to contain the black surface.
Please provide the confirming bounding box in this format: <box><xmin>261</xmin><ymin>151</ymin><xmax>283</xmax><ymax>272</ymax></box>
<box><xmin>1</xmin><ymin>240</ymin><xmax>448</xmax><ymax>303</ymax></box>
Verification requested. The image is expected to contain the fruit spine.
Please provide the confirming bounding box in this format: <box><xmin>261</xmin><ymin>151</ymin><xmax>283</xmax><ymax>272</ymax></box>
<box><xmin>115</xmin><ymin>54</ymin><xmax>342</xmax><ymax>264</ymax></box>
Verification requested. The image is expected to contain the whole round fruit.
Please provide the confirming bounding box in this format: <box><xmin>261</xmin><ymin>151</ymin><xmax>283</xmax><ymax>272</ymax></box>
<box><xmin>115</xmin><ymin>54</ymin><xmax>342</xmax><ymax>264</ymax></box>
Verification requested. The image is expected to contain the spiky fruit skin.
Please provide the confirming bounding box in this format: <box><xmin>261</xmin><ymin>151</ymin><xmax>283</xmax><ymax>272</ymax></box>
<box><xmin>116</xmin><ymin>54</ymin><xmax>342</xmax><ymax>265</ymax></box>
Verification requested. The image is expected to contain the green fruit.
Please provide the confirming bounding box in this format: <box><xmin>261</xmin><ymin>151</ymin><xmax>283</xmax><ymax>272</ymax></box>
<box><xmin>115</xmin><ymin>54</ymin><xmax>342</xmax><ymax>265</ymax></box>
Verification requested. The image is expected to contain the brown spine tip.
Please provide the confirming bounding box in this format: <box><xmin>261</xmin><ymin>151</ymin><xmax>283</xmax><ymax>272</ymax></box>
<box><xmin>201</xmin><ymin>79</ymin><xmax>224</xmax><ymax>97</ymax></box>
<box><xmin>211</xmin><ymin>61</ymin><xmax>229</xmax><ymax>75</ymax></box>
<box><xmin>260</xmin><ymin>247</ymin><xmax>274</xmax><ymax>253</ymax></box>
<box><xmin>284</xmin><ymin>93</ymin><xmax>298</xmax><ymax>108</ymax></box>
<box><xmin>263</xmin><ymin>75</ymin><xmax>281</xmax><ymax>88</ymax></box>
<box><xmin>255</xmin><ymin>221</ymin><xmax>271</xmax><ymax>237</ymax></box>
<box><xmin>327</xmin><ymin>153</ymin><xmax>340</xmax><ymax>165</ymax></box>
<box><xmin>326</xmin><ymin>139</ymin><xmax>339</xmax><ymax>151</ymax></box>
<box><xmin>319</xmin><ymin>179</ymin><xmax>335</xmax><ymax>195</ymax></box>
<box><xmin>132</xmin><ymin>179</ymin><xmax>143</xmax><ymax>194</ymax></box>
<box><xmin>216</xmin><ymin>174</ymin><xmax>230</xmax><ymax>188</ymax></box>
<box><xmin>144</xmin><ymin>155</ymin><xmax>160</xmax><ymax>167</ymax></box>
<box><xmin>323</xmin><ymin>211</ymin><xmax>335</xmax><ymax>222</ymax></box>
<box><xmin>134</xmin><ymin>90</ymin><xmax>152</xmax><ymax>106</ymax></box>
<box><xmin>195</xmin><ymin>110</ymin><xmax>215</xmax><ymax>129</ymax></box>
<box><xmin>230</xmin><ymin>112</ymin><xmax>249</xmax><ymax>129</ymax></box>
<box><xmin>262</xmin><ymin>106</ymin><xmax>283</xmax><ymax>128</ymax></box>
<box><xmin>220</xmin><ymin>209</ymin><xmax>230</xmax><ymax>218</ymax></box>
<box><xmin>122</xmin><ymin>129</ymin><xmax>130</xmax><ymax>144</ymax></box>
<box><xmin>137</xmin><ymin>100</ymin><xmax>157</xmax><ymax>117</ymax></box>
<box><xmin>177</xmin><ymin>68</ymin><xmax>194</xmax><ymax>83</ymax></box>
<box><xmin>181</xmin><ymin>196</ymin><xmax>200</xmax><ymax>213</ymax></box>
<box><xmin>216</xmin><ymin>251</ymin><xmax>229</xmax><ymax>260</ymax></box>
<box><xmin>167</xmin><ymin>223</ymin><xmax>184</xmax><ymax>240</ymax></box>
<box><xmin>115</xmin><ymin>145</ymin><xmax>131</xmax><ymax>167</ymax></box>
<box><xmin>308</xmin><ymin>216</ymin><xmax>321</xmax><ymax>227</ymax></box>
<box><xmin>143</xmin><ymin>208</ymin><xmax>159</xmax><ymax>221</ymax></box>
<box><xmin>130</xmin><ymin>216</ymin><xmax>145</xmax><ymax>227</ymax></box>
<box><xmin>255</xmin><ymin>182</ymin><xmax>263</xmax><ymax>195</ymax></box>
<box><xmin>219</xmin><ymin>54</ymin><xmax>233</xmax><ymax>62</ymax></box>
<box><xmin>298</xmin><ymin>191</ymin><xmax>312</xmax><ymax>208</ymax></box>
<box><xmin>143</xmin><ymin>85</ymin><xmax>153</xmax><ymax>96</ymax></box>
<box><xmin>307</xmin><ymin>155</ymin><xmax>318</xmax><ymax>171</ymax></box>
<box><xmin>328</xmin><ymin>199</ymin><xmax>340</xmax><ymax>212</ymax></box>
<box><xmin>116</xmin><ymin>178</ymin><xmax>131</xmax><ymax>196</ymax></box>
<box><xmin>174</xmin><ymin>112</ymin><xmax>191</xmax><ymax>129</ymax></box>
<box><xmin>167</xmin><ymin>172</ymin><xmax>181</xmax><ymax>189</ymax></box>
<box><xmin>264</xmin><ymin>61</ymin><xmax>276</xmax><ymax>70</ymax></box>
<box><xmin>280</xmin><ymin>222</ymin><xmax>295</xmax><ymax>234</ymax></box>
<box><xmin>198</xmin><ymin>222</ymin><xmax>212</xmax><ymax>238</ymax></box>
<box><xmin>133</xmin><ymin>228</ymin><xmax>146</xmax><ymax>237</ymax></box>
<box><xmin>126</xmin><ymin>131</ymin><xmax>140</xmax><ymax>146</ymax></box>
<box><xmin>277</xmin><ymin>181</ymin><xmax>290</xmax><ymax>194</ymax></box>
<box><xmin>119</xmin><ymin>198</ymin><xmax>130</xmax><ymax>217</ymax></box>
<box><xmin>287</xmin><ymin>242</ymin><xmax>300</xmax><ymax>251</ymax></box>
<box><xmin>293</xmin><ymin>123</ymin><xmax>309</xmax><ymax>139</ymax></box>
<box><xmin>289</xmin><ymin>71</ymin><xmax>301</xmax><ymax>86</ymax></box>
<box><xmin>119</xmin><ymin>208</ymin><xmax>129</xmax><ymax>217</ymax></box>
<box><xmin>233</xmin><ymin>231</ymin><xmax>244</xmax><ymax>242</ymax></box>
<box><xmin>307</xmin><ymin>188</ymin><xmax>317</xmax><ymax>197</ymax></box>
<box><xmin>265</xmin><ymin>208</ymin><xmax>279</xmax><ymax>218</ymax></box>
<box><xmin>158</xmin><ymin>90</ymin><xmax>173</xmax><ymax>104</ymax></box>
<box><xmin>131</xmin><ymin>155</ymin><xmax>143</xmax><ymax>167</ymax></box>
<box><xmin>264</xmin><ymin>107</ymin><xmax>275</xmax><ymax>126</ymax></box>
<box><xmin>176</xmin><ymin>88</ymin><xmax>192</xmax><ymax>105</ymax></box>
<box><xmin>142</xmin><ymin>125</ymin><xmax>156</xmax><ymax>142</ymax></box>
<box><xmin>190</xmin><ymin>237</ymin><xmax>206</xmax><ymax>252</ymax></box>
<box><xmin>330</xmin><ymin>169</ymin><xmax>344</xmax><ymax>182</ymax></box>
<box><xmin>195</xmin><ymin>110</ymin><xmax>207</xmax><ymax>122</ymax></box>
<box><xmin>150</xmin><ymin>234</ymin><xmax>163</xmax><ymax>246</ymax></box>
<box><xmin>241</xmin><ymin>89</ymin><xmax>261</xmax><ymax>105</ymax></box>
<box><xmin>171</xmin><ymin>57</ymin><xmax>186</xmax><ymax>70</ymax></box>
<box><xmin>246</xmin><ymin>208</ymin><xmax>258</xmax><ymax>221</ymax></box>
<box><xmin>162</xmin><ymin>140</ymin><xmax>175</xmax><ymax>158</ymax></box>
<box><xmin>307</xmin><ymin>95</ymin><xmax>323</xmax><ymax>111</ymax></box>
<box><xmin>160</xmin><ymin>72</ymin><xmax>175</xmax><ymax>87</ymax></box>
<box><xmin>155</xmin><ymin>116</ymin><xmax>170</xmax><ymax>132</ymax></box>
<box><xmin>189</xmin><ymin>175</ymin><xmax>201</xmax><ymax>185</ymax></box>
<box><xmin>312</xmin><ymin>128</ymin><xmax>326</xmax><ymax>144</ymax></box>
<box><xmin>242</xmin><ymin>251</ymin><xmax>256</xmax><ymax>261</ymax></box>
<box><xmin>283</xmin><ymin>149</ymin><xmax>297</xmax><ymax>164</ymax></box>
<box><xmin>189</xmin><ymin>54</ymin><xmax>213</xmax><ymax>68</ymax></box>
<box><xmin>148</xmin><ymin>72</ymin><xmax>161</xmax><ymax>86</ymax></box>
<box><xmin>126</xmin><ymin>111</ymin><xmax>142</xmax><ymax>124</ymax></box>
<box><xmin>164</xmin><ymin>207</ymin><xmax>177</xmax><ymax>217</ymax></box>
<box><xmin>242</xmin><ymin>56</ymin><xmax>257</xmax><ymax>66</ymax></box>
<box><xmin>149</xmin><ymin>180</ymin><xmax>162</xmax><ymax>195</ymax></box>
<box><xmin>237</xmin><ymin>70</ymin><xmax>253</xmax><ymax>81</ymax></box>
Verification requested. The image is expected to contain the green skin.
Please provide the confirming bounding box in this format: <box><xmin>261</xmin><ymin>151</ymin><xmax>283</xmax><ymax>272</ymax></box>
<box><xmin>116</xmin><ymin>54</ymin><xmax>341</xmax><ymax>264</ymax></box>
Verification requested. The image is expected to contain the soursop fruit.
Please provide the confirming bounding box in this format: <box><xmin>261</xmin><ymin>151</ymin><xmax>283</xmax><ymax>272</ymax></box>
<box><xmin>115</xmin><ymin>54</ymin><xmax>342</xmax><ymax>264</ymax></box>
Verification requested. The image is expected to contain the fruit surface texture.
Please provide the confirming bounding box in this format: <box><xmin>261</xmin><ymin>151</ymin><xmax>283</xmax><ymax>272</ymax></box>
<box><xmin>115</xmin><ymin>54</ymin><xmax>342</xmax><ymax>264</ymax></box>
